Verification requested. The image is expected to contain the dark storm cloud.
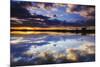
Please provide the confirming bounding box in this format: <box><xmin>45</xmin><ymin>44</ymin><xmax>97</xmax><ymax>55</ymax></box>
<box><xmin>11</xmin><ymin>2</ymin><xmax>32</xmax><ymax>18</ymax></box>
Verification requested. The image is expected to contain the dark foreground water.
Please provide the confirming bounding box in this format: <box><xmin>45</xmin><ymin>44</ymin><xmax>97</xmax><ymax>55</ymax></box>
<box><xmin>10</xmin><ymin>33</ymin><xmax>95</xmax><ymax>66</ymax></box>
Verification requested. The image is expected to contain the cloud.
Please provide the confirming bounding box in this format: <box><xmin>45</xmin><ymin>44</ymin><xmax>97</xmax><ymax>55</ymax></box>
<box><xmin>79</xmin><ymin>7</ymin><xmax>95</xmax><ymax>19</ymax></box>
<box><xmin>23</xmin><ymin>38</ymin><xmax>94</xmax><ymax>57</ymax></box>
<box><xmin>35</xmin><ymin>3</ymin><xmax>46</xmax><ymax>10</ymax></box>
<box><xmin>11</xmin><ymin>35</ymin><xmax>95</xmax><ymax>64</ymax></box>
<box><xmin>12</xmin><ymin>57</ymin><xmax>22</xmax><ymax>62</ymax></box>
<box><xmin>51</xmin><ymin>7</ymin><xmax>58</xmax><ymax>12</ymax></box>
<box><xmin>79</xmin><ymin>42</ymin><xmax>95</xmax><ymax>55</ymax></box>
<box><xmin>23</xmin><ymin>41</ymin><xmax>95</xmax><ymax>63</ymax></box>
<box><xmin>66</xmin><ymin>4</ymin><xmax>95</xmax><ymax>19</ymax></box>
<box><xmin>66</xmin><ymin>4</ymin><xmax>77</xmax><ymax>13</ymax></box>
<box><xmin>11</xmin><ymin>2</ymin><xmax>32</xmax><ymax>18</ymax></box>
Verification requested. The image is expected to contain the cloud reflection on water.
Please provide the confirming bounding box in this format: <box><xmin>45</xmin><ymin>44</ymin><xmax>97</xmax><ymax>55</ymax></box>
<box><xmin>11</xmin><ymin>34</ymin><xmax>95</xmax><ymax>66</ymax></box>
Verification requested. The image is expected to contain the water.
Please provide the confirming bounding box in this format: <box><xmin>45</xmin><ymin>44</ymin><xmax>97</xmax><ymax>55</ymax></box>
<box><xmin>10</xmin><ymin>34</ymin><xmax>95</xmax><ymax>66</ymax></box>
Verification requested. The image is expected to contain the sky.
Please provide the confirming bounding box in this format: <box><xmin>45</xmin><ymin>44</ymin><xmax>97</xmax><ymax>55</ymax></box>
<box><xmin>11</xmin><ymin>0</ymin><xmax>95</xmax><ymax>25</ymax></box>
